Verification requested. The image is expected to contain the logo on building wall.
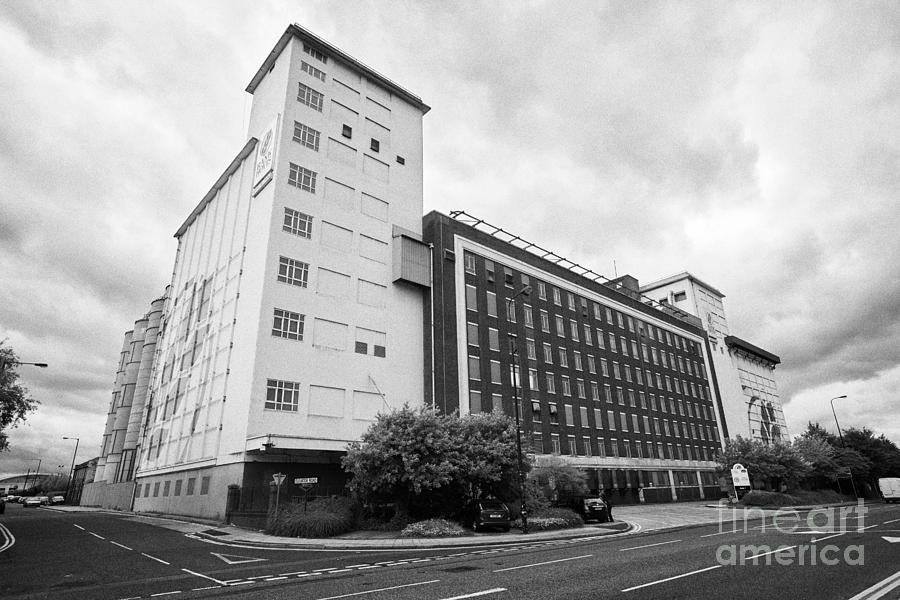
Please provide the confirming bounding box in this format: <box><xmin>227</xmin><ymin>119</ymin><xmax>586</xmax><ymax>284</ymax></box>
<box><xmin>252</xmin><ymin>115</ymin><xmax>279</xmax><ymax>194</ymax></box>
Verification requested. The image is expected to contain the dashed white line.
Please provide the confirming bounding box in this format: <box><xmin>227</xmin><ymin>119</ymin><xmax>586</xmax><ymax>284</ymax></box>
<box><xmin>191</xmin><ymin>587</ymin><xmax>220</xmax><ymax>592</ymax></box>
<box><xmin>279</xmin><ymin>571</ymin><xmax>309</xmax><ymax>576</ymax></box>
<box><xmin>439</xmin><ymin>588</ymin><xmax>508</xmax><ymax>600</ymax></box>
<box><xmin>141</xmin><ymin>552</ymin><xmax>171</xmax><ymax>565</ymax></box>
<box><xmin>622</xmin><ymin>565</ymin><xmax>723</xmax><ymax>592</ymax></box>
<box><xmin>493</xmin><ymin>554</ymin><xmax>593</xmax><ymax>572</ymax></box>
<box><xmin>73</xmin><ymin>524</ymin><xmax>85</xmax><ymax>530</ymax></box>
<box><xmin>619</xmin><ymin>539</ymin><xmax>681</xmax><ymax>551</ymax></box>
<box><xmin>884</xmin><ymin>518</ymin><xmax>900</xmax><ymax>525</ymax></box>
<box><xmin>111</xmin><ymin>541</ymin><xmax>133</xmax><ymax>551</ymax></box>
<box><xmin>847</xmin><ymin>569</ymin><xmax>900</xmax><ymax>600</ymax></box>
<box><xmin>150</xmin><ymin>592</ymin><xmax>182</xmax><ymax>597</ymax></box>
<box><xmin>345</xmin><ymin>563</ymin><xmax>370</xmax><ymax>568</ymax></box>
<box><xmin>330</xmin><ymin>568</ymin><xmax>352</xmax><ymax>573</ymax></box>
<box><xmin>266</xmin><ymin>577</ymin><xmax>288</xmax><ymax>581</ymax></box>
<box><xmin>89</xmin><ymin>532</ymin><xmax>106</xmax><ymax>540</ymax></box>
<box><xmin>314</xmin><ymin>579</ymin><xmax>441</xmax><ymax>600</ymax></box>
<box><xmin>700</xmin><ymin>530</ymin><xmax>740</xmax><ymax>538</ymax></box>
<box><xmin>357</xmin><ymin>565</ymin><xmax>381</xmax><ymax>569</ymax></box>
<box><xmin>227</xmin><ymin>580</ymin><xmax>256</xmax><ymax>586</ymax></box>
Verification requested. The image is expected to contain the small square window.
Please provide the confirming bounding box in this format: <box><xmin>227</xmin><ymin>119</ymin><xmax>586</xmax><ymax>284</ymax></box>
<box><xmin>355</xmin><ymin>341</ymin><xmax>368</xmax><ymax>354</ymax></box>
<box><xmin>396</xmin><ymin>155</ymin><xmax>405</xmax><ymax>165</ymax></box>
<box><xmin>370</xmin><ymin>138</ymin><xmax>380</xmax><ymax>152</ymax></box>
<box><xmin>342</xmin><ymin>124</ymin><xmax>352</xmax><ymax>139</ymax></box>
<box><xmin>374</xmin><ymin>345</ymin><xmax>386</xmax><ymax>358</ymax></box>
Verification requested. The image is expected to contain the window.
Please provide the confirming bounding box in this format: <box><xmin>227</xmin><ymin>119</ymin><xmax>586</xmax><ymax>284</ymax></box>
<box><xmin>594</xmin><ymin>408</ymin><xmax>603</xmax><ymax>428</ymax></box>
<box><xmin>303</xmin><ymin>43</ymin><xmax>327</xmax><ymax>63</ymax></box>
<box><xmin>293</xmin><ymin>121</ymin><xmax>320</xmax><ymax>150</ymax></box>
<box><xmin>486</xmin><ymin>292</ymin><xmax>498</xmax><ymax>317</ymax></box>
<box><xmin>370</xmin><ymin>138</ymin><xmax>380</xmax><ymax>152</ymax></box>
<box><xmin>538</xmin><ymin>281</ymin><xmax>547</xmax><ymax>300</ymax></box>
<box><xmin>525</xmin><ymin>339</ymin><xmax>537</xmax><ymax>360</ymax></box>
<box><xmin>469</xmin><ymin>390</ymin><xmax>482</xmax><ymax>413</ymax></box>
<box><xmin>598</xmin><ymin>437</ymin><xmax>607</xmax><ymax>457</ymax></box>
<box><xmin>540</xmin><ymin>310</ymin><xmax>550</xmax><ymax>332</ymax></box>
<box><xmin>617</xmin><ymin>312</ymin><xmax>624</xmax><ymax>329</ymax></box>
<box><xmin>674</xmin><ymin>291</ymin><xmax>687</xmax><ymax>302</ymax></box>
<box><xmin>580</xmin><ymin>406</ymin><xmax>589</xmax><ymax>427</ymax></box>
<box><xmin>277</xmin><ymin>256</ymin><xmax>309</xmax><ymax>287</ymax></box>
<box><xmin>503</xmin><ymin>267</ymin><xmax>514</xmax><ymax>286</ymax></box>
<box><xmin>551</xmin><ymin>434</ymin><xmax>561</xmax><ymax>454</ymax></box>
<box><xmin>564</xmin><ymin>404</ymin><xmax>574</xmax><ymax>425</ymax></box>
<box><xmin>567</xmin><ymin>293</ymin><xmax>576</xmax><ymax>310</ymax></box>
<box><xmin>396</xmin><ymin>155</ymin><xmax>405</xmax><ymax>164</ymax></box>
<box><xmin>174</xmin><ymin>480</ymin><xmax>182</xmax><ymax>496</ymax></box>
<box><xmin>610</xmin><ymin>438</ymin><xmax>619</xmax><ymax>457</ymax></box>
<box><xmin>283</xmin><ymin>207</ymin><xmax>313</xmax><ymax>238</ymax></box>
<box><xmin>545</xmin><ymin>373</ymin><xmax>556</xmax><ymax>394</ymax></box>
<box><xmin>561</xmin><ymin>375</ymin><xmax>571</xmax><ymax>396</ymax></box>
<box><xmin>555</xmin><ymin>315</ymin><xmax>565</xmax><ymax>337</ymax></box>
<box><xmin>272</xmin><ymin>308</ymin><xmax>305</xmax><ymax>340</ymax></box>
<box><xmin>163</xmin><ymin>480</ymin><xmax>171</xmax><ymax>496</ymax></box>
<box><xmin>468</xmin><ymin>356</ymin><xmax>480</xmax><ymax>380</ymax></box>
<box><xmin>604</xmin><ymin>384</ymin><xmax>613</xmax><ymax>403</ymax></box>
<box><xmin>553</xmin><ymin>288</ymin><xmax>562</xmax><ymax>306</ymax></box>
<box><xmin>484</xmin><ymin>328</ymin><xmax>501</xmax><ymax>353</ymax></box>
<box><xmin>543</xmin><ymin>342</ymin><xmax>553</xmax><ymax>364</ymax></box>
<box><xmin>632</xmin><ymin>414</ymin><xmax>640</xmax><ymax>432</ymax></box>
<box><xmin>200</xmin><ymin>476</ymin><xmax>211</xmax><ymax>495</ymax></box>
<box><xmin>507</xmin><ymin>301</ymin><xmax>517</xmax><ymax>323</ymax></box>
<box><xmin>288</xmin><ymin>163</ymin><xmax>317</xmax><ymax>192</ymax></box>
<box><xmin>265</xmin><ymin>379</ymin><xmax>300</xmax><ymax>411</ymax></box>
<box><xmin>620</xmin><ymin>413</ymin><xmax>628</xmax><ymax>431</ymax></box>
<box><xmin>558</xmin><ymin>348</ymin><xmax>568</xmax><ymax>367</ymax></box>
<box><xmin>608</xmin><ymin>333</ymin><xmax>617</xmax><ymax>352</ymax></box>
<box><xmin>297</xmin><ymin>82</ymin><xmax>324</xmax><ymax>111</ymax></box>
<box><xmin>528</xmin><ymin>368</ymin><xmax>539</xmax><ymax>390</ymax></box>
<box><xmin>601</xmin><ymin>358</ymin><xmax>609</xmax><ymax>377</ymax></box>
<box><xmin>186</xmin><ymin>478</ymin><xmax>196</xmax><ymax>495</ymax></box>
<box><xmin>616</xmin><ymin>387</ymin><xmax>625</xmax><ymax>405</ymax></box>
<box><xmin>587</xmin><ymin>355</ymin><xmax>596</xmax><ymax>374</ymax></box>
<box><xmin>584</xmin><ymin>324</ymin><xmax>592</xmax><ymax>345</ymax></box>
<box><xmin>613</xmin><ymin>362</ymin><xmax>621</xmax><ymax>379</ymax></box>
<box><xmin>583</xmin><ymin>436</ymin><xmax>592</xmax><ymax>457</ymax></box>
<box><xmin>570</xmin><ymin>320</ymin><xmax>579</xmax><ymax>341</ymax></box>
<box><xmin>573</xmin><ymin>351</ymin><xmax>583</xmax><ymax>371</ymax></box>
<box><xmin>567</xmin><ymin>435</ymin><xmax>577</xmax><ymax>455</ymax></box>
<box><xmin>464</xmin><ymin>252</ymin><xmax>476</xmax><ymax>274</ymax></box>
<box><xmin>605</xmin><ymin>307</ymin><xmax>613</xmax><ymax>322</ymax></box>
<box><xmin>490</xmin><ymin>360</ymin><xmax>501</xmax><ymax>384</ymax></box>
<box><xmin>608</xmin><ymin>410</ymin><xmax>616</xmax><ymax>430</ymax></box>
<box><xmin>523</xmin><ymin>304</ymin><xmax>533</xmax><ymax>328</ymax></box>
<box><xmin>342</xmin><ymin>124</ymin><xmax>353</xmax><ymax>139</ymax></box>
<box><xmin>620</xmin><ymin>336</ymin><xmax>629</xmax><ymax>357</ymax></box>
<box><xmin>466</xmin><ymin>284</ymin><xmax>477</xmax><ymax>310</ymax></box>
<box><xmin>591</xmin><ymin>381</ymin><xmax>600</xmax><ymax>401</ymax></box>
<box><xmin>597</xmin><ymin>329</ymin><xmax>606</xmax><ymax>349</ymax></box>
<box><xmin>577</xmin><ymin>379</ymin><xmax>586</xmax><ymax>398</ymax></box>
<box><xmin>485</xmin><ymin>260</ymin><xmax>495</xmax><ymax>282</ymax></box>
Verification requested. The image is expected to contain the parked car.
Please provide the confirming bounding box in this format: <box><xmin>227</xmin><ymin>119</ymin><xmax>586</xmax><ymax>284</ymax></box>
<box><xmin>879</xmin><ymin>478</ymin><xmax>900</xmax><ymax>503</ymax></box>
<box><xmin>51</xmin><ymin>495</ymin><xmax>66</xmax><ymax>505</ymax></box>
<box><xmin>23</xmin><ymin>497</ymin><xmax>42</xmax><ymax>507</ymax></box>
<box><xmin>558</xmin><ymin>495</ymin><xmax>611</xmax><ymax>523</ymax></box>
<box><xmin>0</xmin><ymin>496</ymin><xmax>5</xmax><ymax>514</ymax></box>
<box><xmin>37</xmin><ymin>496</ymin><xmax>51</xmax><ymax>506</ymax></box>
<box><xmin>466</xmin><ymin>499</ymin><xmax>511</xmax><ymax>532</ymax></box>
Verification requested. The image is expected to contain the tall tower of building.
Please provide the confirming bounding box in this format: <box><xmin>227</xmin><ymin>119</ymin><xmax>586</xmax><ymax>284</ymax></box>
<box><xmin>640</xmin><ymin>272</ymin><xmax>788</xmax><ymax>444</ymax></box>
<box><xmin>131</xmin><ymin>24</ymin><xmax>430</xmax><ymax>520</ymax></box>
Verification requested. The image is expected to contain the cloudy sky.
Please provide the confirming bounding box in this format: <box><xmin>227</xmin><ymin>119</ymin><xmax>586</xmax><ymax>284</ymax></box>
<box><xmin>2</xmin><ymin>1</ymin><xmax>899</xmax><ymax>478</ymax></box>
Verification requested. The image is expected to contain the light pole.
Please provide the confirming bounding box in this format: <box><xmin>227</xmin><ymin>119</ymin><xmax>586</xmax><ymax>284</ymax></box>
<box><xmin>0</xmin><ymin>359</ymin><xmax>49</xmax><ymax>374</ymax></box>
<box><xmin>506</xmin><ymin>284</ymin><xmax>531</xmax><ymax>534</ymax></box>
<box><xmin>63</xmin><ymin>437</ymin><xmax>80</xmax><ymax>503</ymax></box>
<box><xmin>23</xmin><ymin>458</ymin><xmax>41</xmax><ymax>492</ymax></box>
<box><xmin>830</xmin><ymin>395</ymin><xmax>848</xmax><ymax>447</ymax></box>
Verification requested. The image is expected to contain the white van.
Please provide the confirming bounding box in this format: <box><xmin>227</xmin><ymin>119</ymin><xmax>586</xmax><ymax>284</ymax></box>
<box><xmin>879</xmin><ymin>478</ymin><xmax>900</xmax><ymax>503</ymax></box>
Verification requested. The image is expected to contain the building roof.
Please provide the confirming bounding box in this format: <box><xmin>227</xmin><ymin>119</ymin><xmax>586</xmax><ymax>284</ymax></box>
<box><xmin>640</xmin><ymin>271</ymin><xmax>726</xmax><ymax>299</ymax></box>
<box><xmin>174</xmin><ymin>137</ymin><xmax>258</xmax><ymax>239</ymax></box>
<box><xmin>724</xmin><ymin>335</ymin><xmax>781</xmax><ymax>365</ymax></box>
<box><xmin>246</xmin><ymin>23</ymin><xmax>431</xmax><ymax>114</ymax></box>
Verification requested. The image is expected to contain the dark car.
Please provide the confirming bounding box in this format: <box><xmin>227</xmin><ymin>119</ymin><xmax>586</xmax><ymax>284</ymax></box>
<box><xmin>560</xmin><ymin>495</ymin><xmax>610</xmax><ymax>523</ymax></box>
<box><xmin>0</xmin><ymin>496</ymin><xmax>5</xmax><ymax>514</ymax></box>
<box><xmin>466</xmin><ymin>499</ymin><xmax>511</xmax><ymax>532</ymax></box>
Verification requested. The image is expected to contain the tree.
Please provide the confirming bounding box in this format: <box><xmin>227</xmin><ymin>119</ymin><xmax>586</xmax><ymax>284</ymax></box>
<box><xmin>342</xmin><ymin>406</ymin><xmax>521</xmax><ymax>520</ymax></box>
<box><xmin>716</xmin><ymin>436</ymin><xmax>810</xmax><ymax>492</ymax></box>
<box><xmin>0</xmin><ymin>342</ymin><xmax>40</xmax><ymax>453</ymax></box>
<box><xmin>842</xmin><ymin>428</ymin><xmax>900</xmax><ymax>489</ymax></box>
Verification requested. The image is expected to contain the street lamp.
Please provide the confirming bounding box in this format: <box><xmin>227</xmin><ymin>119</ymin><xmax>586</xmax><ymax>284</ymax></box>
<box><xmin>830</xmin><ymin>395</ymin><xmax>848</xmax><ymax>447</ymax></box>
<box><xmin>506</xmin><ymin>284</ymin><xmax>532</xmax><ymax>534</ymax></box>
<box><xmin>63</xmin><ymin>437</ymin><xmax>80</xmax><ymax>504</ymax></box>
<box><xmin>0</xmin><ymin>359</ymin><xmax>49</xmax><ymax>374</ymax></box>
<box><xmin>22</xmin><ymin>458</ymin><xmax>41</xmax><ymax>492</ymax></box>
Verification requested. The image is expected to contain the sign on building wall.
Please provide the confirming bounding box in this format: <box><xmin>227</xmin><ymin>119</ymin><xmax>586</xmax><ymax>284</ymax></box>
<box><xmin>252</xmin><ymin>115</ymin><xmax>279</xmax><ymax>195</ymax></box>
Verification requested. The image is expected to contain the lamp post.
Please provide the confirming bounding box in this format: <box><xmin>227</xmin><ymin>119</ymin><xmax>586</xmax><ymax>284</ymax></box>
<box><xmin>63</xmin><ymin>437</ymin><xmax>80</xmax><ymax>504</ymax></box>
<box><xmin>830</xmin><ymin>395</ymin><xmax>848</xmax><ymax>447</ymax></box>
<box><xmin>506</xmin><ymin>284</ymin><xmax>531</xmax><ymax>534</ymax></box>
<box><xmin>0</xmin><ymin>359</ymin><xmax>49</xmax><ymax>374</ymax></box>
<box><xmin>23</xmin><ymin>458</ymin><xmax>41</xmax><ymax>492</ymax></box>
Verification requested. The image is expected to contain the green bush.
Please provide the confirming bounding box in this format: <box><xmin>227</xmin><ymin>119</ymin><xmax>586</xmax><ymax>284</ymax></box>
<box><xmin>740</xmin><ymin>489</ymin><xmax>851</xmax><ymax>507</ymax></box>
<box><xmin>400</xmin><ymin>518</ymin><xmax>466</xmax><ymax>538</ymax></box>
<box><xmin>267</xmin><ymin>498</ymin><xmax>354</xmax><ymax>538</ymax></box>
<box><xmin>513</xmin><ymin>507</ymin><xmax>583</xmax><ymax>531</ymax></box>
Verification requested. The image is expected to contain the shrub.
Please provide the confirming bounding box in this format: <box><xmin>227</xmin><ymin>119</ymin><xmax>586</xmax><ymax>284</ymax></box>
<box><xmin>267</xmin><ymin>498</ymin><xmax>354</xmax><ymax>538</ymax></box>
<box><xmin>513</xmin><ymin>507</ymin><xmax>583</xmax><ymax>531</ymax></box>
<box><xmin>400</xmin><ymin>518</ymin><xmax>466</xmax><ymax>538</ymax></box>
<box><xmin>740</xmin><ymin>489</ymin><xmax>851</xmax><ymax>507</ymax></box>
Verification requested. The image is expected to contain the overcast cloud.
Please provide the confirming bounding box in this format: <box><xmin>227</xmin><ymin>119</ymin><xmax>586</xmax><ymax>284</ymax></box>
<box><xmin>2</xmin><ymin>0</ymin><xmax>899</xmax><ymax>477</ymax></box>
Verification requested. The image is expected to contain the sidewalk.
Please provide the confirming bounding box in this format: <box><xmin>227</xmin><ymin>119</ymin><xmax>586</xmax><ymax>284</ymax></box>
<box><xmin>44</xmin><ymin>504</ymin><xmax>632</xmax><ymax>549</ymax></box>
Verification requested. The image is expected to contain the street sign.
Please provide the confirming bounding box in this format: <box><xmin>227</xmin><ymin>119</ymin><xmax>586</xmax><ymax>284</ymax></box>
<box><xmin>731</xmin><ymin>464</ymin><xmax>751</xmax><ymax>487</ymax></box>
<box><xmin>272</xmin><ymin>473</ymin><xmax>286</xmax><ymax>486</ymax></box>
<box><xmin>294</xmin><ymin>477</ymin><xmax>318</xmax><ymax>485</ymax></box>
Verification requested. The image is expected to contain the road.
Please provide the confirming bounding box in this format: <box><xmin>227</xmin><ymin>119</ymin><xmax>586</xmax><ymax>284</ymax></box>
<box><xmin>1</xmin><ymin>501</ymin><xmax>899</xmax><ymax>599</ymax></box>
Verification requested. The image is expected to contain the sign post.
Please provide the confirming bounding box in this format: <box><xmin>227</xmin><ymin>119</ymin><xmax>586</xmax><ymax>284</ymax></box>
<box><xmin>730</xmin><ymin>463</ymin><xmax>751</xmax><ymax>501</ymax></box>
<box><xmin>294</xmin><ymin>477</ymin><xmax>318</xmax><ymax>512</ymax></box>
<box><xmin>272</xmin><ymin>472</ymin><xmax>286</xmax><ymax>515</ymax></box>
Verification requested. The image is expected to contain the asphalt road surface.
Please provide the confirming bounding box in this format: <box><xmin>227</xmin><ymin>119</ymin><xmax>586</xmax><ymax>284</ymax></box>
<box><xmin>2</xmin><ymin>501</ymin><xmax>899</xmax><ymax>599</ymax></box>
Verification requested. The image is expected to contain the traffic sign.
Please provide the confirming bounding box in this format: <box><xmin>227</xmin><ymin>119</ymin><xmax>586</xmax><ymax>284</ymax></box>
<box><xmin>295</xmin><ymin>477</ymin><xmax>318</xmax><ymax>485</ymax></box>
<box><xmin>731</xmin><ymin>463</ymin><xmax>751</xmax><ymax>487</ymax></box>
<box><xmin>272</xmin><ymin>473</ymin><xmax>286</xmax><ymax>486</ymax></box>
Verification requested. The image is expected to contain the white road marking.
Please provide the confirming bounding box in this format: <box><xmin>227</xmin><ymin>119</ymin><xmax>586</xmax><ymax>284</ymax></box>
<box><xmin>90</xmin><ymin>532</ymin><xmax>106</xmax><ymax>540</ymax></box>
<box><xmin>883</xmin><ymin>518</ymin><xmax>900</xmax><ymax>525</ymax></box>
<box><xmin>150</xmin><ymin>592</ymin><xmax>181</xmax><ymax>597</ymax></box>
<box><xmin>700</xmin><ymin>530</ymin><xmax>740</xmax><ymax>538</ymax></box>
<box><xmin>622</xmin><ymin>565</ymin><xmax>723</xmax><ymax>592</ymax></box>
<box><xmin>141</xmin><ymin>552</ymin><xmax>171</xmax><ymax>565</ymax></box>
<box><xmin>314</xmin><ymin>579</ymin><xmax>440</xmax><ymax>600</ymax></box>
<box><xmin>279</xmin><ymin>571</ymin><xmax>309</xmax><ymax>576</ymax></box>
<box><xmin>313</xmin><ymin>567</ymin><xmax>339</xmax><ymax>571</ymax></box>
<box><xmin>181</xmin><ymin>568</ymin><xmax>226</xmax><ymax>586</ymax></box>
<box><xmin>345</xmin><ymin>563</ymin><xmax>370</xmax><ymax>568</ymax></box>
<box><xmin>357</xmin><ymin>565</ymin><xmax>381</xmax><ymax>569</ymax></box>
<box><xmin>811</xmin><ymin>533</ymin><xmax>845</xmax><ymax>543</ymax></box>
<box><xmin>438</xmin><ymin>588</ymin><xmax>508</xmax><ymax>600</ymax></box>
<box><xmin>111</xmin><ymin>541</ymin><xmax>133</xmax><ymax>551</ymax></box>
<box><xmin>0</xmin><ymin>523</ymin><xmax>16</xmax><ymax>554</ymax></box>
<box><xmin>266</xmin><ymin>577</ymin><xmax>288</xmax><ymax>581</ymax></box>
<box><xmin>858</xmin><ymin>524</ymin><xmax>882</xmax><ymax>531</ymax></box>
<box><xmin>191</xmin><ymin>587</ymin><xmax>220</xmax><ymax>592</ymax></box>
<box><xmin>330</xmin><ymin>568</ymin><xmax>352</xmax><ymax>573</ymax></box>
<box><xmin>493</xmin><ymin>554</ymin><xmax>593</xmax><ymax>572</ymax></box>
<box><xmin>742</xmin><ymin>545</ymin><xmax>797</xmax><ymax>561</ymax></box>
<box><xmin>73</xmin><ymin>524</ymin><xmax>85</xmax><ymax>530</ymax></box>
<box><xmin>227</xmin><ymin>580</ymin><xmax>256</xmax><ymax>586</ymax></box>
<box><xmin>847</xmin><ymin>569</ymin><xmax>900</xmax><ymax>600</ymax></box>
<box><xmin>619</xmin><ymin>539</ymin><xmax>681</xmax><ymax>551</ymax></box>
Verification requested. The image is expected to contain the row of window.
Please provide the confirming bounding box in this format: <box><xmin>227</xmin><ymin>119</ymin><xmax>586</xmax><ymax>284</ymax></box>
<box><xmin>464</xmin><ymin>251</ymin><xmax>701</xmax><ymax>355</ymax></box>
<box><xmin>138</xmin><ymin>476</ymin><xmax>210</xmax><ymax>498</ymax></box>
<box><xmin>464</xmin><ymin>285</ymin><xmax>706</xmax><ymax>380</ymax></box>
<box><xmin>531</xmin><ymin>432</ymin><xmax>715</xmax><ymax>462</ymax></box>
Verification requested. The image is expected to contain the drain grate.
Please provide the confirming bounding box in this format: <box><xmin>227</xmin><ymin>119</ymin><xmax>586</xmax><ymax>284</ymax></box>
<box><xmin>202</xmin><ymin>529</ymin><xmax>229</xmax><ymax>536</ymax></box>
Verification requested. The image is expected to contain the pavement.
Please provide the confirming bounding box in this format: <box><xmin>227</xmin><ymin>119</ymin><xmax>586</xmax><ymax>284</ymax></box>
<box><xmin>43</xmin><ymin>499</ymin><xmax>870</xmax><ymax>549</ymax></box>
